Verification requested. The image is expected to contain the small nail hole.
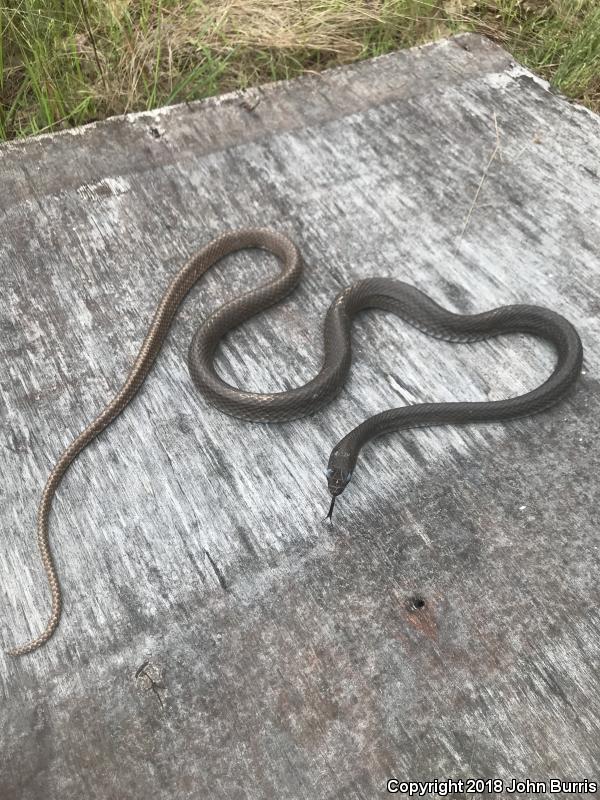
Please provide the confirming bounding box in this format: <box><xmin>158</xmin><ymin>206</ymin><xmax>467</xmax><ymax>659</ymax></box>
<box><xmin>407</xmin><ymin>595</ymin><xmax>426</xmax><ymax>612</ymax></box>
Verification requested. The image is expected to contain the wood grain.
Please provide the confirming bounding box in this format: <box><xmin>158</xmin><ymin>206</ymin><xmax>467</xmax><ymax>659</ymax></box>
<box><xmin>1</xmin><ymin>33</ymin><xmax>599</xmax><ymax>798</ymax></box>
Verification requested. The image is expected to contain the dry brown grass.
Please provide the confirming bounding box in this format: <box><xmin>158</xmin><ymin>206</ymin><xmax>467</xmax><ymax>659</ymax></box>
<box><xmin>1</xmin><ymin>0</ymin><xmax>598</xmax><ymax>139</ymax></box>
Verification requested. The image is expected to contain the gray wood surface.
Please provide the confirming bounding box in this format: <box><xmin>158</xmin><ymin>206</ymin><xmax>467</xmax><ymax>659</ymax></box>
<box><xmin>1</xmin><ymin>33</ymin><xmax>599</xmax><ymax>799</ymax></box>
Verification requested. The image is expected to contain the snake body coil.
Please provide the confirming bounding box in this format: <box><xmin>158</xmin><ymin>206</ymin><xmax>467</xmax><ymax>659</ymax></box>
<box><xmin>8</xmin><ymin>228</ymin><xmax>583</xmax><ymax>656</ymax></box>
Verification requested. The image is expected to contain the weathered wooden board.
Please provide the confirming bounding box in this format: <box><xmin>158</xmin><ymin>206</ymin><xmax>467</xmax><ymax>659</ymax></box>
<box><xmin>1</xmin><ymin>33</ymin><xmax>599</xmax><ymax>798</ymax></box>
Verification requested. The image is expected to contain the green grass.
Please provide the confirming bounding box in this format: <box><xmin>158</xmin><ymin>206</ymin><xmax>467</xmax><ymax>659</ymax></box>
<box><xmin>1</xmin><ymin>0</ymin><xmax>598</xmax><ymax>141</ymax></box>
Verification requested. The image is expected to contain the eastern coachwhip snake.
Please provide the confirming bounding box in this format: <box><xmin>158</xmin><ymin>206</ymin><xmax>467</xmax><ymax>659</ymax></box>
<box><xmin>8</xmin><ymin>228</ymin><xmax>583</xmax><ymax>656</ymax></box>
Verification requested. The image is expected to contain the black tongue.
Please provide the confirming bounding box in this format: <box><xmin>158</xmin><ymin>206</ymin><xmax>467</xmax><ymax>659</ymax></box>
<box><xmin>325</xmin><ymin>495</ymin><xmax>336</xmax><ymax>522</ymax></box>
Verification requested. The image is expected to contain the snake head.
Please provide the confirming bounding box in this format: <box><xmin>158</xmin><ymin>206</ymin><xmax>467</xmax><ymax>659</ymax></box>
<box><xmin>325</xmin><ymin>466</ymin><xmax>352</xmax><ymax>497</ymax></box>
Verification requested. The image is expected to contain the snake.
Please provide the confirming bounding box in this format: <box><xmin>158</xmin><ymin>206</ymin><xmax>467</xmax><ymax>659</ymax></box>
<box><xmin>8</xmin><ymin>228</ymin><xmax>583</xmax><ymax>657</ymax></box>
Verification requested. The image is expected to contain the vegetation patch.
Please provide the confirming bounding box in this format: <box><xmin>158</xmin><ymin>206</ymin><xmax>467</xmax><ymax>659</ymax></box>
<box><xmin>1</xmin><ymin>1</ymin><xmax>598</xmax><ymax>140</ymax></box>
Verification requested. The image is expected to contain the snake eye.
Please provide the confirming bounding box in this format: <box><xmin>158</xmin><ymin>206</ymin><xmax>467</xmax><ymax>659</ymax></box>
<box><xmin>324</xmin><ymin>468</ymin><xmax>334</xmax><ymax>477</ymax></box>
